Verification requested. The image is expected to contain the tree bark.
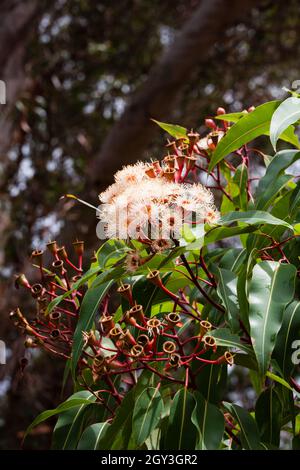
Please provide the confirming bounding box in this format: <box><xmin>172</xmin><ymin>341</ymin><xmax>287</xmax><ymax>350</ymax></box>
<box><xmin>0</xmin><ymin>0</ymin><xmax>41</xmax><ymax>157</ymax></box>
<box><xmin>90</xmin><ymin>0</ymin><xmax>264</xmax><ymax>185</ymax></box>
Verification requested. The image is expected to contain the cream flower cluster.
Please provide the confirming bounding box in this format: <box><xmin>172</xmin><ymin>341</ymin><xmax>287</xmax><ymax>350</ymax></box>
<box><xmin>98</xmin><ymin>161</ymin><xmax>219</xmax><ymax>240</ymax></box>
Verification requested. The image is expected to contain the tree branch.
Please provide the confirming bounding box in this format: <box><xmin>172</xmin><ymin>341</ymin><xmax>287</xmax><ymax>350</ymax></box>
<box><xmin>89</xmin><ymin>0</ymin><xmax>265</xmax><ymax>185</ymax></box>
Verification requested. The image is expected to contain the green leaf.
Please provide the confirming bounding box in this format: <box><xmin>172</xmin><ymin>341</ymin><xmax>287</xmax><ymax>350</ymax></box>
<box><xmin>215</xmin><ymin>111</ymin><xmax>247</xmax><ymax>122</ymax></box>
<box><xmin>191</xmin><ymin>391</ymin><xmax>224</xmax><ymax>450</ymax></box>
<box><xmin>165</xmin><ymin>388</ymin><xmax>197</xmax><ymax>450</ymax></box>
<box><xmin>97</xmin><ymin>384</ymin><xmax>141</xmax><ymax>450</ymax></box>
<box><xmin>77</xmin><ymin>422</ymin><xmax>109</xmax><ymax>450</ymax></box>
<box><xmin>132</xmin><ymin>386</ymin><xmax>164</xmax><ymax>446</ymax></box>
<box><xmin>151</xmin><ymin>119</ymin><xmax>187</xmax><ymax>139</ymax></box>
<box><xmin>46</xmin><ymin>265</ymin><xmax>102</xmax><ymax>314</ymax></box>
<box><xmin>270</xmin><ymin>97</ymin><xmax>300</xmax><ymax>150</ymax></box>
<box><xmin>273</xmin><ymin>301</ymin><xmax>300</xmax><ymax>379</ymax></box>
<box><xmin>255</xmin><ymin>388</ymin><xmax>283</xmax><ymax>447</ymax></box>
<box><xmin>209</xmin><ymin>101</ymin><xmax>300</xmax><ymax>170</ymax></box>
<box><xmin>97</xmin><ymin>239</ymin><xmax>128</xmax><ymax>269</ymax></box>
<box><xmin>25</xmin><ymin>393</ymin><xmax>96</xmax><ymax>441</ymax></box>
<box><xmin>232</xmin><ymin>163</ymin><xmax>248</xmax><ymax>210</ymax></box>
<box><xmin>256</xmin><ymin>149</ymin><xmax>300</xmax><ymax>210</ymax></box>
<box><xmin>216</xmin><ymin>269</ymin><xmax>240</xmax><ymax>332</ymax></box>
<box><xmin>219</xmin><ymin>210</ymin><xmax>293</xmax><ymax>230</ymax></box>
<box><xmin>248</xmin><ymin>261</ymin><xmax>296</xmax><ymax>376</ymax></box>
<box><xmin>207</xmin><ymin>328</ymin><xmax>254</xmax><ymax>356</ymax></box>
<box><xmin>71</xmin><ymin>277</ymin><xmax>113</xmax><ymax>376</ymax></box>
<box><xmin>266</xmin><ymin>371</ymin><xmax>293</xmax><ymax>391</ymax></box>
<box><xmin>224</xmin><ymin>402</ymin><xmax>261</xmax><ymax>450</ymax></box>
<box><xmin>205</xmin><ymin>224</ymin><xmax>257</xmax><ymax>245</ymax></box>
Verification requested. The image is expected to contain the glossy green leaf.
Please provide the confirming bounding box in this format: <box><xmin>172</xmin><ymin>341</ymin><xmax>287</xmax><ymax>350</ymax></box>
<box><xmin>207</xmin><ymin>328</ymin><xmax>254</xmax><ymax>356</ymax></box>
<box><xmin>132</xmin><ymin>386</ymin><xmax>164</xmax><ymax>446</ymax></box>
<box><xmin>165</xmin><ymin>388</ymin><xmax>197</xmax><ymax>450</ymax></box>
<box><xmin>205</xmin><ymin>223</ymin><xmax>257</xmax><ymax>245</ymax></box>
<box><xmin>209</xmin><ymin>101</ymin><xmax>300</xmax><ymax>170</ymax></box>
<box><xmin>97</xmin><ymin>239</ymin><xmax>128</xmax><ymax>269</ymax></box>
<box><xmin>248</xmin><ymin>261</ymin><xmax>296</xmax><ymax>376</ymax></box>
<box><xmin>273</xmin><ymin>301</ymin><xmax>300</xmax><ymax>378</ymax></box>
<box><xmin>216</xmin><ymin>268</ymin><xmax>240</xmax><ymax>332</ymax></box>
<box><xmin>191</xmin><ymin>391</ymin><xmax>224</xmax><ymax>450</ymax></box>
<box><xmin>255</xmin><ymin>388</ymin><xmax>283</xmax><ymax>446</ymax></box>
<box><xmin>25</xmin><ymin>392</ymin><xmax>96</xmax><ymax>441</ymax></box>
<box><xmin>71</xmin><ymin>277</ymin><xmax>113</xmax><ymax>376</ymax></box>
<box><xmin>219</xmin><ymin>210</ymin><xmax>293</xmax><ymax>230</ymax></box>
<box><xmin>232</xmin><ymin>163</ymin><xmax>248</xmax><ymax>210</ymax></box>
<box><xmin>224</xmin><ymin>402</ymin><xmax>261</xmax><ymax>450</ymax></box>
<box><xmin>46</xmin><ymin>265</ymin><xmax>102</xmax><ymax>314</ymax></box>
<box><xmin>97</xmin><ymin>388</ymin><xmax>134</xmax><ymax>450</ymax></box>
<box><xmin>256</xmin><ymin>149</ymin><xmax>300</xmax><ymax>210</ymax></box>
<box><xmin>77</xmin><ymin>422</ymin><xmax>109</xmax><ymax>450</ymax></box>
<box><xmin>151</xmin><ymin>119</ymin><xmax>187</xmax><ymax>139</ymax></box>
<box><xmin>266</xmin><ymin>371</ymin><xmax>293</xmax><ymax>391</ymax></box>
<box><xmin>270</xmin><ymin>97</ymin><xmax>300</xmax><ymax>150</ymax></box>
<box><xmin>215</xmin><ymin>111</ymin><xmax>247</xmax><ymax>122</ymax></box>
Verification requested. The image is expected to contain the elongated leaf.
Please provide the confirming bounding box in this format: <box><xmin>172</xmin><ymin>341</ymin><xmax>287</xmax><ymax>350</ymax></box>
<box><xmin>270</xmin><ymin>97</ymin><xmax>300</xmax><ymax>150</ymax></box>
<box><xmin>255</xmin><ymin>388</ymin><xmax>283</xmax><ymax>447</ymax></box>
<box><xmin>216</xmin><ymin>111</ymin><xmax>300</xmax><ymax>149</ymax></box>
<box><xmin>209</xmin><ymin>101</ymin><xmax>300</xmax><ymax>170</ymax></box>
<box><xmin>205</xmin><ymin>224</ymin><xmax>257</xmax><ymax>245</ymax></box>
<box><xmin>248</xmin><ymin>261</ymin><xmax>296</xmax><ymax>376</ymax></box>
<box><xmin>151</xmin><ymin>119</ymin><xmax>187</xmax><ymax>139</ymax></box>
<box><xmin>233</xmin><ymin>163</ymin><xmax>248</xmax><ymax>210</ymax></box>
<box><xmin>97</xmin><ymin>383</ymin><xmax>143</xmax><ymax>450</ymax></box>
<box><xmin>256</xmin><ymin>149</ymin><xmax>300</xmax><ymax>210</ymax></box>
<box><xmin>191</xmin><ymin>391</ymin><xmax>224</xmax><ymax>450</ymax></box>
<box><xmin>97</xmin><ymin>239</ymin><xmax>128</xmax><ymax>268</ymax></box>
<box><xmin>266</xmin><ymin>371</ymin><xmax>293</xmax><ymax>391</ymax></box>
<box><xmin>132</xmin><ymin>386</ymin><xmax>164</xmax><ymax>446</ymax></box>
<box><xmin>46</xmin><ymin>265</ymin><xmax>102</xmax><ymax>314</ymax></box>
<box><xmin>165</xmin><ymin>388</ymin><xmax>197</xmax><ymax>450</ymax></box>
<box><xmin>219</xmin><ymin>210</ymin><xmax>292</xmax><ymax>230</ymax></box>
<box><xmin>215</xmin><ymin>111</ymin><xmax>247</xmax><ymax>122</ymax></box>
<box><xmin>216</xmin><ymin>269</ymin><xmax>240</xmax><ymax>332</ymax></box>
<box><xmin>207</xmin><ymin>328</ymin><xmax>254</xmax><ymax>356</ymax></box>
<box><xmin>71</xmin><ymin>277</ymin><xmax>113</xmax><ymax>376</ymax></box>
<box><xmin>25</xmin><ymin>393</ymin><xmax>96</xmax><ymax>441</ymax></box>
<box><xmin>273</xmin><ymin>301</ymin><xmax>300</xmax><ymax>378</ymax></box>
<box><xmin>77</xmin><ymin>422</ymin><xmax>109</xmax><ymax>450</ymax></box>
<box><xmin>224</xmin><ymin>402</ymin><xmax>261</xmax><ymax>450</ymax></box>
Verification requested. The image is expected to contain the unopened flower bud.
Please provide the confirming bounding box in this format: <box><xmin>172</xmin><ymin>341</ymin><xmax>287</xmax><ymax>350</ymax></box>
<box><xmin>205</xmin><ymin>118</ymin><xmax>217</xmax><ymax>130</ymax></box>
<box><xmin>15</xmin><ymin>274</ymin><xmax>30</xmax><ymax>290</ymax></box>
<box><xmin>217</xmin><ymin>107</ymin><xmax>226</xmax><ymax>115</ymax></box>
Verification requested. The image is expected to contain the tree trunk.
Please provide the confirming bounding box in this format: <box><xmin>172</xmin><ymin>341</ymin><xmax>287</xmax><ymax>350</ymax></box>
<box><xmin>89</xmin><ymin>0</ymin><xmax>264</xmax><ymax>185</ymax></box>
<box><xmin>0</xmin><ymin>0</ymin><xmax>42</xmax><ymax>155</ymax></box>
